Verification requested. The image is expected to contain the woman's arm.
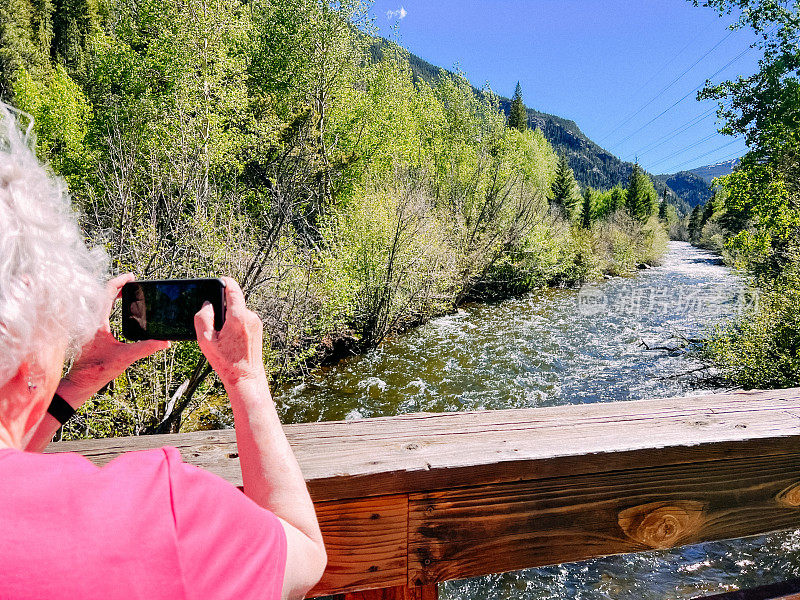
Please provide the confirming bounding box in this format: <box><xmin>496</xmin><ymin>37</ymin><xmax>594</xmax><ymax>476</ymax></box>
<box><xmin>194</xmin><ymin>279</ymin><xmax>326</xmax><ymax>600</ymax></box>
<box><xmin>25</xmin><ymin>274</ymin><xmax>168</xmax><ymax>453</ymax></box>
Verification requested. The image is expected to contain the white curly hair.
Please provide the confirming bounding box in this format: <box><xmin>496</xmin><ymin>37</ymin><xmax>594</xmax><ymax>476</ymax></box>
<box><xmin>0</xmin><ymin>103</ymin><xmax>107</xmax><ymax>387</ymax></box>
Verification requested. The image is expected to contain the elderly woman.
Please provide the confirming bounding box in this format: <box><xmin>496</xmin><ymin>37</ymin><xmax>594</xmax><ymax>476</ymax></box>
<box><xmin>0</xmin><ymin>106</ymin><xmax>326</xmax><ymax>599</ymax></box>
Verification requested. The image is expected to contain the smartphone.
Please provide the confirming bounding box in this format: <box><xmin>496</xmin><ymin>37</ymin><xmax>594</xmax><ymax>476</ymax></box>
<box><xmin>121</xmin><ymin>278</ymin><xmax>227</xmax><ymax>341</ymax></box>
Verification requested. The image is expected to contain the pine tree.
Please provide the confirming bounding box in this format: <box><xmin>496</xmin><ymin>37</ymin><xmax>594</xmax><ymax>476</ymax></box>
<box><xmin>549</xmin><ymin>154</ymin><xmax>578</xmax><ymax>218</ymax></box>
<box><xmin>52</xmin><ymin>0</ymin><xmax>99</xmax><ymax>79</ymax></box>
<box><xmin>625</xmin><ymin>164</ymin><xmax>655</xmax><ymax>222</ymax></box>
<box><xmin>581</xmin><ymin>187</ymin><xmax>593</xmax><ymax>229</ymax></box>
<box><xmin>701</xmin><ymin>195</ymin><xmax>715</xmax><ymax>229</ymax></box>
<box><xmin>689</xmin><ymin>205</ymin><xmax>703</xmax><ymax>243</ymax></box>
<box><xmin>658</xmin><ymin>187</ymin><xmax>668</xmax><ymax>221</ymax></box>
<box><xmin>609</xmin><ymin>186</ymin><xmax>625</xmax><ymax>213</ymax></box>
<box><xmin>508</xmin><ymin>81</ymin><xmax>527</xmax><ymax>131</ymax></box>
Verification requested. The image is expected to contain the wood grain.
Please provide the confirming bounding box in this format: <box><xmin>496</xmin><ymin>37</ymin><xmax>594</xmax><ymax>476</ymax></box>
<box><xmin>408</xmin><ymin>453</ymin><xmax>800</xmax><ymax>586</ymax></box>
<box><xmin>309</xmin><ymin>495</ymin><xmax>408</xmax><ymax>597</ymax></box>
<box><xmin>333</xmin><ymin>584</ymin><xmax>438</xmax><ymax>600</ymax></box>
<box><xmin>48</xmin><ymin>389</ymin><xmax>800</xmax><ymax>502</ymax></box>
<box><xmin>44</xmin><ymin>389</ymin><xmax>800</xmax><ymax>597</ymax></box>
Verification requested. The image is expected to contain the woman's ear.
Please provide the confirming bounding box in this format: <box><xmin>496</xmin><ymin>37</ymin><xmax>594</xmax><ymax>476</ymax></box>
<box><xmin>0</xmin><ymin>361</ymin><xmax>35</xmax><ymax>418</ymax></box>
<box><xmin>1</xmin><ymin>362</ymin><xmax>31</xmax><ymax>395</ymax></box>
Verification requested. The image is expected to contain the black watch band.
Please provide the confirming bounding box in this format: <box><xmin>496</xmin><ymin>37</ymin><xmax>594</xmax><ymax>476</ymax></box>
<box><xmin>47</xmin><ymin>393</ymin><xmax>76</xmax><ymax>425</ymax></box>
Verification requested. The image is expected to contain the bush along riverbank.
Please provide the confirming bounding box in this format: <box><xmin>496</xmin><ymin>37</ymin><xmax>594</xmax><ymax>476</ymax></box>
<box><xmin>677</xmin><ymin>3</ymin><xmax>800</xmax><ymax>391</ymax></box>
<box><xmin>2</xmin><ymin>0</ymin><xmax>666</xmax><ymax>437</ymax></box>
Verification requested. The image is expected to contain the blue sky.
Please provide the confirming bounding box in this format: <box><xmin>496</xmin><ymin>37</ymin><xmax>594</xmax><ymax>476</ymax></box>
<box><xmin>369</xmin><ymin>0</ymin><xmax>761</xmax><ymax>175</ymax></box>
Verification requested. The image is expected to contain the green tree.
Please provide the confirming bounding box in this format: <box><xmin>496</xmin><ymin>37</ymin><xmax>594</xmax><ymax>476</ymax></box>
<box><xmin>700</xmin><ymin>195</ymin><xmax>715</xmax><ymax>228</ymax></box>
<box><xmin>609</xmin><ymin>186</ymin><xmax>625</xmax><ymax>214</ymax></box>
<box><xmin>0</xmin><ymin>0</ymin><xmax>53</xmax><ymax>97</ymax></box>
<box><xmin>657</xmin><ymin>187</ymin><xmax>669</xmax><ymax>221</ymax></box>
<box><xmin>695</xmin><ymin>0</ymin><xmax>799</xmax><ymax>150</ymax></box>
<box><xmin>549</xmin><ymin>154</ymin><xmax>578</xmax><ymax>217</ymax></box>
<box><xmin>51</xmin><ymin>0</ymin><xmax>99</xmax><ymax>79</ymax></box>
<box><xmin>581</xmin><ymin>186</ymin><xmax>593</xmax><ymax>229</ymax></box>
<box><xmin>508</xmin><ymin>81</ymin><xmax>527</xmax><ymax>131</ymax></box>
<box><xmin>625</xmin><ymin>163</ymin><xmax>655</xmax><ymax>222</ymax></box>
<box><xmin>688</xmin><ymin>205</ymin><xmax>703</xmax><ymax>243</ymax></box>
<box><xmin>694</xmin><ymin>0</ymin><xmax>800</xmax><ymax>277</ymax></box>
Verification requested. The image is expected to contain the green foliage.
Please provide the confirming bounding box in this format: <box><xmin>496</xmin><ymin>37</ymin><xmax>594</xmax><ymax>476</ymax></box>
<box><xmin>0</xmin><ymin>0</ymin><xmax>53</xmax><ymax>97</ymax></box>
<box><xmin>581</xmin><ymin>186</ymin><xmax>594</xmax><ymax>229</ymax></box>
<box><xmin>13</xmin><ymin>65</ymin><xmax>94</xmax><ymax>188</ymax></box>
<box><xmin>549</xmin><ymin>154</ymin><xmax>579</xmax><ymax>218</ymax></box>
<box><xmin>508</xmin><ymin>81</ymin><xmax>527</xmax><ymax>131</ymax></box>
<box><xmin>717</xmin><ymin>127</ymin><xmax>800</xmax><ymax>277</ymax></box>
<box><xmin>693</xmin><ymin>0</ymin><xmax>800</xmax><ymax>389</ymax></box>
<box><xmin>52</xmin><ymin>0</ymin><xmax>99</xmax><ymax>79</ymax></box>
<box><xmin>688</xmin><ymin>205</ymin><xmax>703</xmax><ymax>243</ymax></box>
<box><xmin>596</xmin><ymin>185</ymin><xmax>627</xmax><ymax>219</ymax></box>
<box><xmin>625</xmin><ymin>163</ymin><xmax>657</xmax><ymax>222</ymax></box>
<box><xmin>8</xmin><ymin>0</ymin><xmax>669</xmax><ymax>436</ymax></box>
<box><xmin>706</xmin><ymin>266</ymin><xmax>800</xmax><ymax>389</ymax></box>
<box><xmin>658</xmin><ymin>188</ymin><xmax>669</xmax><ymax>221</ymax></box>
<box><xmin>322</xmin><ymin>189</ymin><xmax>454</xmax><ymax>346</ymax></box>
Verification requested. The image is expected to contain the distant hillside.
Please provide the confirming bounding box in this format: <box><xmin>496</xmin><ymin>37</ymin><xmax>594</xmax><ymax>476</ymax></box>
<box><xmin>689</xmin><ymin>158</ymin><xmax>740</xmax><ymax>183</ymax></box>
<box><xmin>653</xmin><ymin>171</ymin><xmax>712</xmax><ymax>209</ymax></box>
<box><xmin>653</xmin><ymin>159</ymin><xmax>740</xmax><ymax>209</ymax></box>
<box><xmin>376</xmin><ymin>40</ymin><xmax>690</xmax><ymax>214</ymax></box>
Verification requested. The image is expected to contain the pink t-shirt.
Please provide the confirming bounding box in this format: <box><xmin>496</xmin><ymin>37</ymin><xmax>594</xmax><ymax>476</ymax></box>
<box><xmin>0</xmin><ymin>446</ymin><xmax>286</xmax><ymax>600</ymax></box>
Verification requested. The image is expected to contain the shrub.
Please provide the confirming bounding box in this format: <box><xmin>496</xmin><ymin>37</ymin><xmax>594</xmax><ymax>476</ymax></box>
<box><xmin>705</xmin><ymin>266</ymin><xmax>800</xmax><ymax>389</ymax></box>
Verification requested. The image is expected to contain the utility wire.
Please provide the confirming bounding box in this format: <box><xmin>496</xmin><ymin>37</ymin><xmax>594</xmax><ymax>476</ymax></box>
<box><xmin>609</xmin><ymin>43</ymin><xmax>753</xmax><ymax>152</ymax></box>
<box><xmin>597</xmin><ymin>29</ymin><xmax>733</xmax><ymax>144</ymax></box>
<box><xmin>632</xmin><ymin>105</ymin><xmax>720</xmax><ymax>158</ymax></box>
<box><xmin>661</xmin><ymin>138</ymin><xmax>741</xmax><ymax>173</ymax></box>
<box><xmin>647</xmin><ymin>132</ymin><xmax>721</xmax><ymax>169</ymax></box>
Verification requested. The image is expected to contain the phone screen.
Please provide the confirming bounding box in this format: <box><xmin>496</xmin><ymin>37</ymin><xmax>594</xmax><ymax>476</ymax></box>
<box><xmin>121</xmin><ymin>279</ymin><xmax>226</xmax><ymax>341</ymax></box>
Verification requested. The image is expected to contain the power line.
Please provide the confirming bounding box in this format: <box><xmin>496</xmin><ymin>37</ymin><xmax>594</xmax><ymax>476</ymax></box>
<box><xmin>631</xmin><ymin>105</ymin><xmax>720</xmax><ymax>158</ymax></box>
<box><xmin>597</xmin><ymin>30</ymin><xmax>733</xmax><ymax>144</ymax></box>
<box><xmin>661</xmin><ymin>138</ymin><xmax>741</xmax><ymax>173</ymax></box>
<box><xmin>646</xmin><ymin>132</ymin><xmax>721</xmax><ymax>169</ymax></box>
<box><xmin>607</xmin><ymin>43</ymin><xmax>753</xmax><ymax>151</ymax></box>
<box><xmin>624</xmin><ymin>24</ymin><xmax>716</xmax><ymax>100</ymax></box>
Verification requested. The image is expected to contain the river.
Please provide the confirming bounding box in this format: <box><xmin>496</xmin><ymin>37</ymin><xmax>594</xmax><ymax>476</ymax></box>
<box><xmin>275</xmin><ymin>241</ymin><xmax>800</xmax><ymax>598</ymax></box>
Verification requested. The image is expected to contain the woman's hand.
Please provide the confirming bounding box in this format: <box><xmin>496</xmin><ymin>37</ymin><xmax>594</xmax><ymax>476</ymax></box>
<box><xmin>195</xmin><ymin>280</ymin><xmax>326</xmax><ymax>599</ymax></box>
<box><xmin>57</xmin><ymin>273</ymin><xmax>170</xmax><ymax>408</ymax></box>
<box><xmin>194</xmin><ymin>277</ymin><xmax>267</xmax><ymax>388</ymax></box>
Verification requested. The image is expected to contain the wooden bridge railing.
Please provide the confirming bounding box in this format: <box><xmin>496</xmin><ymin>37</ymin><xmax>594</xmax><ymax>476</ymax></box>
<box><xmin>47</xmin><ymin>388</ymin><xmax>800</xmax><ymax>599</ymax></box>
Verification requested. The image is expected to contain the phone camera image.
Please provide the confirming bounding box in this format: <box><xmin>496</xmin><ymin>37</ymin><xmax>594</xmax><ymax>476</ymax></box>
<box><xmin>121</xmin><ymin>279</ymin><xmax>226</xmax><ymax>341</ymax></box>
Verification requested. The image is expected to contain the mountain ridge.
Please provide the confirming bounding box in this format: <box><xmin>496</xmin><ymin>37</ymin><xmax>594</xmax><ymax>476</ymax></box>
<box><xmin>386</xmin><ymin>40</ymin><xmax>727</xmax><ymax>215</ymax></box>
<box><xmin>688</xmin><ymin>158</ymin><xmax>740</xmax><ymax>183</ymax></box>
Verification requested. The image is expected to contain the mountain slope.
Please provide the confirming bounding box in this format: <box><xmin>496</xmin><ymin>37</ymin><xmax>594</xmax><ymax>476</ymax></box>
<box><xmin>689</xmin><ymin>158</ymin><xmax>740</xmax><ymax>183</ymax></box>
<box><xmin>653</xmin><ymin>158</ymin><xmax>741</xmax><ymax>208</ymax></box>
<box><xmin>653</xmin><ymin>171</ymin><xmax>712</xmax><ymax>209</ymax></box>
<box><xmin>384</xmin><ymin>41</ymin><xmax>690</xmax><ymax>213</ymax></box>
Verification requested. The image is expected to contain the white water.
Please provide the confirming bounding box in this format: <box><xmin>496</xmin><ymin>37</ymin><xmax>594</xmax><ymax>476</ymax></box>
<box><xmin>277</xmin><ymin>242</ymin><xmax>800</xmax><ymax>598</ymax></box>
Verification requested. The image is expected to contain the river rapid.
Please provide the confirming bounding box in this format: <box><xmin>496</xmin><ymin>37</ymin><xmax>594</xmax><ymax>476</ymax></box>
<box><xmin>276</xmin><ymin>241</ymin><xmax>800</xmax><ymax>598</ymax></box>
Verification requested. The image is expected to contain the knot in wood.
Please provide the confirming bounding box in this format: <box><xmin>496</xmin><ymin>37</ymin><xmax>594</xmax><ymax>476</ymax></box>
<box><xmin>777</xmin><ymin>482</ymin><xmax>800</xmax><ymax>507</ymax></box>
<box><xmin>618</xmin><ymin>500</ymin><xmax>706</xmax><ymax>549</ymax></box>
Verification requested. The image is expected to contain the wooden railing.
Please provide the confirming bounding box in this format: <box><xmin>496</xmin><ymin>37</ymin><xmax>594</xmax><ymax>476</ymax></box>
<box><xmin>47</xmin><ymin>388</ymin><xmax>800</xmax><ymax>599</ymax></box>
